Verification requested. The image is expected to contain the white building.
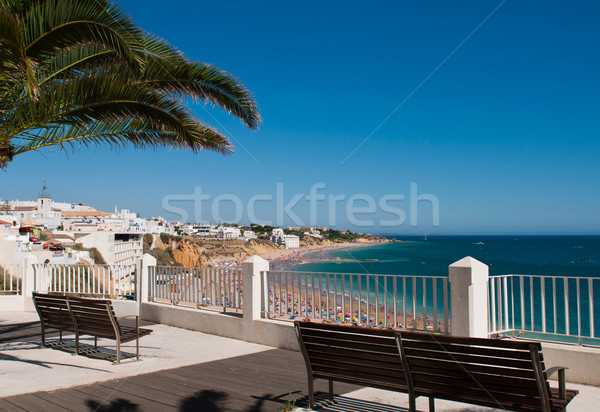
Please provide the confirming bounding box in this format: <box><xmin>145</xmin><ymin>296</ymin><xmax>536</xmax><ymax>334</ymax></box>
<box><xmin>242</xmin><ymin>230</ymin><xmax>257</xmax><ymax>240</ymax></box>
<box><xmin>217</xmin><ymin>226</ymin><xmax>241</xmax><ymax>239</ymax></box>
<box><xmin>76</xmin><ymin>232</ymin><xmax>143</xmax><ymax>295</ymax></box>
<box><xmin>146</xmin><ymin>217</ymin><xmax>171</xmax><ymax>234</ymax></box>
<box><xmin>282</xmin><ymin>234</ymin><xmax>300</xmax><ymax>249</ymax></box>
<box><xmin>270</xmin><ymin>228</ymin><xmax>299</xmax><ymax>249</ymax></box>
<box><xmin>0</xmin><ymin>185</ymin><xmax>98</xmax><ymax>230</ymax></box>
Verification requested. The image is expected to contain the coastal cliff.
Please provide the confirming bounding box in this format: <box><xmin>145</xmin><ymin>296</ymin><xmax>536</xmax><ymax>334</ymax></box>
<box><xmin>144</xmin><ymin>234</ymin><xmax>279</xmax><ymax>267</ymax></box>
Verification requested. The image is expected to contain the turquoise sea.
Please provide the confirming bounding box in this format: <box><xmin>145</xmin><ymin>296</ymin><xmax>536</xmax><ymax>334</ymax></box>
<box><xmin>290</xmin><ymin>236</ymin><xmax>600</xmax><ymax>342</ymax></box>
<box><xmin>293</xmin><ymin>235</ymin><xmax>600</xmax><ymax>277</ymax></box>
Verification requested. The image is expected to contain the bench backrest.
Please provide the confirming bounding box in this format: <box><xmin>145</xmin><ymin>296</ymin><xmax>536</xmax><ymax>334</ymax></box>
<box><xmin>295</xmin><ymin>321</ymin><xmax>409</xmax><ymax>393</ymax></box>
<box><xmin>32</xmin><ymin>292</ymin><xmax>73</xmax><ymax>331</ymax></box>
<box><xmin>66</xmin><ymin>296</ymin><xmax>119</xmax><ymax>339</ymax></box>
<box><xmin>397</xmin><ymin>331</ymin><xmax>551</xmax><ymax>412</ymax></box>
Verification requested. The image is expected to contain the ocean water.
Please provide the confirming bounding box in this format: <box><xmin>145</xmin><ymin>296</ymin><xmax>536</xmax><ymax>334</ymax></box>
<box><xmin>293</xmin><ymin>235</ymin><xmax>600</xmax><ymax>277</ymax></box>
<box><xmin>289</xmin><ymin>236</ymin><xmax>600</xmax><ymax>341</ymax></box>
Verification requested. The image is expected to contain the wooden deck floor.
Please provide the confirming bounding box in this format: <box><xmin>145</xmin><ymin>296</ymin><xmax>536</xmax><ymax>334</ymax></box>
<box><xmin>0</xmin><ymin>320</ymin><xmax>361</xmax><ymax>411</ymax></box>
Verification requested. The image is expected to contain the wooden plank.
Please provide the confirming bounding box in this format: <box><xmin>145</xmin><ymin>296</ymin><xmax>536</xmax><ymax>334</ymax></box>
<box><xmin>404</xmin><ymin>347</ymin><xmax>534</xmax><ymax>369</ymax></box>
<box><xmin>303</xmin><ymin>336</ymin><xmax>398</xmax><ymax>354</ymax></box>
<box><xmin>400</xmin><ymin>331</ymin><xmax>541</xmax><ymax>350</ymax></box>
<box><xmin>0</xmin><ymin>395</ymin><xmax>66</xmax><ymax>412</ymax></box>
<box><xmin>0</xmin><ymin>398</ymin><xmax>27</xmax><ymax>412</ymax></box>
<box><xmin>408</xmin><ymin>356</ymin><xmax>537</xmax><ymax>379</ymax></box>
<box><xmin>306</xmin><ymin>345</ymin><xmax>403</xmax><ymax>364</ymax></box>
<box><xmin>402</xmin><ymin>339</ymin><xmax>533</xmax><ymax>360</ymax></box>
<box><xmin>299</xmin><ymin>328</ymin><xmax>397</xmax><ymax>345</ymax></box>
<box><xmin>297</xmin><ymin>321</ymin><xmax>396</xmax><ymax>337</ymax></box>
<box><xmin>73</xmin><ymin>382</ymin><xmax>178</xmax><ymax>411</ymax></box>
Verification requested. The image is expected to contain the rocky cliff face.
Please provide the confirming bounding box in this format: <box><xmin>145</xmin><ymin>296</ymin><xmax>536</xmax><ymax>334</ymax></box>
<box><xmin>147</xmin><ymin>235</ymin><xmax>279</xmax><ymax>267</ymax></box>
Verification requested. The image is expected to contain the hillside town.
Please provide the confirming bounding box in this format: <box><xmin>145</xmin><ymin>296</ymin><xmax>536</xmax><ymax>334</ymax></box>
<box><xmin>0</xmin><ymin>186</ymin><xmax>373</xmax><ymax>272</ymax></box>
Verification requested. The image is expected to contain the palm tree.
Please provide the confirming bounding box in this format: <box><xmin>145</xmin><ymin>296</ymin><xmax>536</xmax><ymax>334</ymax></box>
<box><xmin>0</xmin><ymin>0</ymin><xmax>260</xmax><ymax>168</ymax></box>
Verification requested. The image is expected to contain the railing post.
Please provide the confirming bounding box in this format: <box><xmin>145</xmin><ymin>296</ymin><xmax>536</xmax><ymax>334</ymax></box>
<box><xmin>138</xmin><ymin>254</ymin><xmax>157</xmax><ymax>315</ymax></box>
<box><xmin>242</xmin><ymin>255</ymin><xmax>269</xmax><ymax>324</ymax></box>
<box><xmin>449</xmin><ymin>256</ymin><xmax>489</xmax><ymax>338</ymax></box>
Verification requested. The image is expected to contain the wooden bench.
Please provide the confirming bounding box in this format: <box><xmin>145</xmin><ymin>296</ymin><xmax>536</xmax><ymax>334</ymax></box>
<box><xmin>294</xmin><ymin>321</ymin><xmax>410</xmax><ymax>410</ymax></box>
<box><xmin>32</xmin><ymin>292</ymin><xmax>151</xmax><ymax>363</ymax></box>
<box><xmin>295</xmin><ymin>321</ymin><xmax>578</xmax><ymax>412</ymax></box>
<box><xmin>398</xmin><ymin>331</ymin><xmax>578</xmax><ymax>412</ymax></box>
<box><xmin>32</xmin><ymin>293</ymin><xmax>74</xmax><ymax>347</ymax></box>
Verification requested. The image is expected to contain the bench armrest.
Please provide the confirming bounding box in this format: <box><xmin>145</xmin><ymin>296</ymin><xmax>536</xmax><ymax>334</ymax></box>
<box><xmin>546</xmin><ymin>366</ymin><xmax>568</xmax><ymax>400</ymax></box>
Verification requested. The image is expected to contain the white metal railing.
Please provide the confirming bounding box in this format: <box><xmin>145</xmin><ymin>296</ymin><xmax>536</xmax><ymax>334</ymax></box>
<box><xmin>489</xmin><ymin>274</ymin><xmax>600</xmax><ymax>346</ymax></box>
<box><xmin>32</xmin><ymin>264</ymin><xmax>136</xmax><ymax>298</ymax></box>
<box><xmin>149</xmin><ymin>266</ymin><xmax>243</xmax><ymax>312</ymax></box>
<box><xmin>264</xmin><ymin>271</ymin><xmax>451</xmax><ymax>334</ymax></box>
<box><xmin>0</xmin><ymin>264</ymin><xmax>22</xmax><ymax>295</ymax></box>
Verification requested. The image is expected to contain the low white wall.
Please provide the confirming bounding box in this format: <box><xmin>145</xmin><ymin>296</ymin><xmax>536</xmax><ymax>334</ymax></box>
<box><xmin>0</xmin><ymin>295</ymin><xmax>25</xmax><ymax>311</ymax></box>
<box><xmin>141</xmin><ymin>302</ymin><xmax>299</xmax><ymax>351</ymax></box>
<box><xmin>543</xmin><ymin>342</ymin><xmax>600</xmax><ymax>386</ymax></box>
<box><xmin>142</xmin><ymin>302</ymin><xmax>600</xmax><ymax>386</ymax></box>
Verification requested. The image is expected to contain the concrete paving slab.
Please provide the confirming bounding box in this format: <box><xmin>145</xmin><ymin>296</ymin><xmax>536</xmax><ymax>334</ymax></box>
<box><xmin>0</xmin><ymin>311</ymin><xmax>272</xmax><ymax>397</ymax></box>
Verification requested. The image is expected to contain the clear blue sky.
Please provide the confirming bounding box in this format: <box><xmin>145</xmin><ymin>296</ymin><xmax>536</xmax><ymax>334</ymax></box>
<box><xmin>2</xmin><ymin>1</ymin><xmax>599</xmax><ymax>234</ymax></box>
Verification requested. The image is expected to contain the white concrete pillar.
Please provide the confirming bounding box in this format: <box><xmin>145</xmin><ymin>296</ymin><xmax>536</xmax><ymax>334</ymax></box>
<box><xmin>242</xmin><ymin>255</ymin><xmax>269</xmax><ymax>323</ymax></box>
<box><xmin>449</xmin><ymin>256</ymin><xmax>489</xmax><ymax>338</ymax></box>
<box><xmin>23</xmin><ymin>254</ymin><xmax>39</xmax><ymax>311</ymax></box>
<box><xmin>138</xmin><ymin>254</ymin><xmax>157</xmax><ymax>314</ymax></box>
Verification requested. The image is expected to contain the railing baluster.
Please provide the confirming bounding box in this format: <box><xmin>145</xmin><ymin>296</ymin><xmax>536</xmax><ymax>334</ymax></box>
<box><xmin>565</xmin><ymin>278</ymin><xmax>570</xmax><ymax>335</ymax></box>
<box><xmin>433</xmin><ymin>277</ymin><xmax>438</xmax><ymax>332</ymax></box>
<box><xmin>553</xmin><ymin>277</ymin><xmax>557</xmax><ymax>334</ymax></box>
<box><xmin>590</xmin><ymin>278</ymin><xmax>595</xmax><ymax>338</ymax></box>
<box><xmin>541</xmin><ymin>277</ymin><xmax>546</xmax><ymax>333</ymax></box>
<box><xmin>577</xmin><ymin>278</ymin><xmax>581</xmax><ymax>344</ymax></box>
<box><xmin>374</xmin><ymin>275</ymin><xmax>379</xmax><ymax>325</ymax></box>
<box><xmin>393</xmin><ymin>276</ymin><xmax>398</xmax><ymax>328</ymax></box>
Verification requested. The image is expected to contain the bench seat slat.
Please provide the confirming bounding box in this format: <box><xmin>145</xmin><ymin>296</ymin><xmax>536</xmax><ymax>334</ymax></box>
<box><xmin>411</xmin><ymin>371</ymin><xmax>541</xmax><ymax>397</ymax></box>
<box><xmin>303</xmin><ymin>336</ymin><xmax>399</xmax><ymax>354</ymax></box>
<box><xmin>297</xmin><ymin>323</ymin><xmax>397</xmax><ymax>337</ymax></box>
<box><xmin>400</xmin><ymin>331</ymin><xmax>541</xmax><ymax>351</ymax></box>
<box><xmin>402</xmin><ymin>339</ymin><xmax>534</xmax><ymax>360</ymax></box>
<box><xmin>307</xmin><ymin>351</ymin><xmax>402</xmax><ymax>368</ymax></box>
<box><xmin>313</xmin><ymin>359</ymin><xmax>405</xmax><ymax>380</ymax></box>
<box><xmin>298</xmin><ymin>327</ymin><xmax>396</xmax><ymax>345</ymax></box>
<box><xmin>306</xmin><ymin>345</ymin><xmax>404</xmax><ymax>365</ymax></box>
<box><xmin>408</xmin><ymin>356</ymin><xmax>537</xmax><ymax>379</ymax></box>
<box><xmin>312</xmin><ymin>371</ymin><xmax>409</xmax><ymax>393</ymax></box>
<box><xmin>403</xmin><ymin>347</ymin><xmax>535</xmax><ymax>370</ymax></box>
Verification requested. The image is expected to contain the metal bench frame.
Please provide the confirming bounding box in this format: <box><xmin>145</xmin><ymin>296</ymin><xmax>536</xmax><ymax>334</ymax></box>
<box><xmin>295</xmin><ymin>321</ymin><xmax>578</xmax><ymax>412</ymax></box>
<box><xmin>32</xmin><ymin>292</ymin><xmax>150</xmax><ymax>364</ymax></box>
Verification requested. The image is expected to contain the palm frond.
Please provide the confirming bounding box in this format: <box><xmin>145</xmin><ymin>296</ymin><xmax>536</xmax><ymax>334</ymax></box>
<box><xmin>0</xmin><ymin>7</ymin><xmax>38</xmax><ymax>96</ymax></box>
<box><xmin>141</xmin><ymin>56</ymin><xmax>261</xmax><ymax>129</ymax></box>
<box><xmin>21</xmin><ymin>0</ymin><xmax>137</xmax><ymax>69</ymax></box>
<box><xmin>5</xmin><ymin>75</ymin><xmax>233</xmax><ymax>155</ymax></box>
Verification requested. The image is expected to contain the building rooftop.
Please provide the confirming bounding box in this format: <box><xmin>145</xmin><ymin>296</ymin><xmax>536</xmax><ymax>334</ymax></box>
<box><xmin>1</xmin><ymin>311</ymin><xmax>598</xmax><ymax>411</ymax></box>
<box><xmin>62</xmin><ymin>211</ymin><xmax>112</xmax><ymax>217</ymax></box>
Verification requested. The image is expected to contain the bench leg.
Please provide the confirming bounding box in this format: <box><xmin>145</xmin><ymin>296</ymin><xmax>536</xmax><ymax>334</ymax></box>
<box><xmin>429</xmin><ymin>396</ymin><xmax>435</xmax><ymax>412</ymax></box>
<box><xmin>40</xmin><ymin>324</ymin><xmax>45</xmax><ymax>348</ymax></box>
<box><xmin>329</xmin><ymin>379</ymin><xmax>334</xmax><ymax>403</ymax></box>
<box><xmin>136</xmin><ymin>317</ymin><xmax>140</xmax><ymax>361</ymax></box>
<box><xmin>308</xmin><ymin>378</ymin><xmax>315</xmax><ymax>410</ymax></box>
<box><xmin>409</xmin><ymin>395</ymin><xmax>416</xmax><ymax>412</ymax></box>
<box><xmin>116</xmin><ymin>338</ymin><xmax>121</xmax><ymax>364</ymax></box>
<box><xmin>94</xmin><ymin>336</ymin><xmax>97</xmax><ymax>350</ymax></box>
